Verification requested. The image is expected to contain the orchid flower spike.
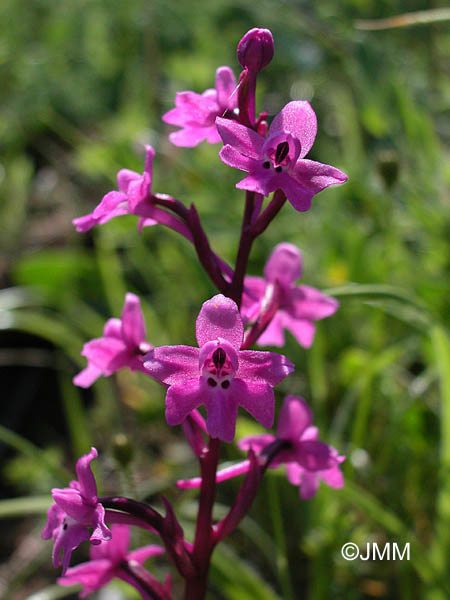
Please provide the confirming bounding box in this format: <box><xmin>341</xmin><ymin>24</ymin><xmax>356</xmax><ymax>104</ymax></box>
<box><xmin>217</xmin><ymin>101</ymin><xmax>347</xmax><ymax>211</ymax></box>
<box><xmin>42</xmin><ymin>448</ymin><xmax>111</xmax><ymax>574</ymax></box>
<box><xmin>74</xmin><ymin>293</ymin><xmax>152</xmax><ymax>388</ymax></box>
<box><xmin>144</xmin><ymin>294</ymin><xmax>294</xmax><ymax>443</ymax></box>
<box><xmin>58</xmin><ymin>524</ymin><xmax>165</xmax><ymax>599</ymax></box>
<box><xmin>73</xmin><ymin>146</ymin><xmax>157</xmax><ymax>232</ymax></box>
<box><xmin>163</xmin><ymin>67</ymin><xmax>237</xmax><ymax>147</ymax></box>
<box><xmin>242</xmin><ymin>243</ymin><xmax>339</xmax><ymax>347</ymax></box>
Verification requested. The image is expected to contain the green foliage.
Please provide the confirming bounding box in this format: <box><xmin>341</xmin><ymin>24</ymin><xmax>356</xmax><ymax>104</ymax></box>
<box><xmin>0</xmin><ymin>0</ymin><xmax>448</xmax><ymax>598</ymax></box>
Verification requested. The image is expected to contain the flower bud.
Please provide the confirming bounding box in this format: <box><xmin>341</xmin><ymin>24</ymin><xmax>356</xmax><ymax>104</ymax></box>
<box><xmin>237</xmin><ymin>28</ymin><xmax>274</xmax><ymax>72</ymax></box>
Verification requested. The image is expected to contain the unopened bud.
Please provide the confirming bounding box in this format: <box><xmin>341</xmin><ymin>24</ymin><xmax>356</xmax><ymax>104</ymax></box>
<box><xmin>237</xmin><ymin>28</ymin><xmax>274</xmax><ymax>72</ymax></box>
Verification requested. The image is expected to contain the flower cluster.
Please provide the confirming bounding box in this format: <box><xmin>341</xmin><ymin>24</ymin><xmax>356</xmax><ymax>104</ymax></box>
<box><xmin>42</xmin><ymin>27</ymin><xmax>348</xmax><ymax>600</ymax></box>
<box><xmin>42</xmin><ymin>448</ymin><xmax>111</xmax><ymax>574</ymax></box>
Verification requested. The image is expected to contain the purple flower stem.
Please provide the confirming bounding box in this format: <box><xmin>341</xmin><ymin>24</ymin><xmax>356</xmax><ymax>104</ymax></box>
<box><xmin>213</xmin><ymin>439</ymin><xmax>291</xmax><ymax>545</ymax></box>
<box><xmin>151</xmin><ymin>193</ymin><xmax>233</xmax><ymax>288</ymax></box>
<box><xmin>188</xmin><ymin>204</ymin><xmax>230</xmax><ymax>294</ymax></box>
<box><xmin>250</xmin><ymin>189</ymin><xmax>287</xmax><ymax>237</ymax></box>
<box><xmin>229</xmin><ymin>190</ymin><xmax>256</xmax><ymax>306</ymax></box>
<box><xmin>242</xmin><ymin>281</ymin><xmax>282</xmax><ymax>349</ymax></box>
<box><xmin>100</xmin><ymin>496</ymin><xmax>195</xmax><ymax>579</ymax></box>
<box><xmin>120</xmin><ymin>560</ymin><xmax>172</xmax><ymax>600</ymax></box>
<box><xmin>184</xmin><ymin>437</ymin><xmax>221</xmax><ymax>600</ymax></box>
<box><xmin>104</xmin><ymin>509</ymin><xmax>157</xmax><ymax>532</ymax></box>
<box><xmin>237</xmin><ymin>69</ymin><xmax>253</xmax><ymax>129</ymax></box>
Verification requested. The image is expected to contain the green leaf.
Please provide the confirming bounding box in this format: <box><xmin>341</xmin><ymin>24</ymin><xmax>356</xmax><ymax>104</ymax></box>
<box><xmin>211</xmin><ymin>543</ymin><xmax>280</xmax><ymax>600</ymax></box>
<box><xmin>0</xmin><ymin>496</ymin><xmax>51</xmax><ymax>518</ymax></box>
<box><xmin>28</xmin><ymin>584</ymin><xmax>81</xmax><ymax>600</ymax></box>
<box><xmin>0</xmin><ymin>425</ymin><xmax>69</xmax><ymax>483</ymax></box>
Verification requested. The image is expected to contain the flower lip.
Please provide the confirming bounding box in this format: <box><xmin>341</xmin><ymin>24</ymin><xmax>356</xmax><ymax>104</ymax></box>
<box><xmin>262</xmin><ymin>132</ymin><xmax>301</xmax><ymax>171</ymax></box>
<box><xmin>200</xmin><ymin>338</ymin><xmax>237</xmax><ymax>389</ymax></box>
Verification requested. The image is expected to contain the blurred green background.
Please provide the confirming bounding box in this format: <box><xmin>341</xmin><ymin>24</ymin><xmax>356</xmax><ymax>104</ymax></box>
<box><xmin>0</xmin><ymin>0</ymin><xmax>449</xmax><ymax>598</ymax></box>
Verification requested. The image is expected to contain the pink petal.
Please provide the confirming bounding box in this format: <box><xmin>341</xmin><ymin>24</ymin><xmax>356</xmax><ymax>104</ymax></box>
<box><xmin>269</xmin><ymin>101</ymin><xmax>317</xmax><ymax>159</ymax></box>
<box><xmin>237</xmin><ymin>350</ymin><xmax>294</xmax><ymax>386</ymax></box>
<box><xmin>320</xmin><ymin>465</ymin><xmax>344</xmax><ymax>489</ymax></box>
<box><xmin>255</xmin><ymin>313</ymin><xmax>286</xmax><ymax>347</ymax></box>
<box><xmin>232</xmin><ymin>379</ymin><xmax>274</xmax><ymax>429</ymax></box>
<box><xmin>103</xmin><ymin>318</ymin><xmax>123</xmax><ymax>339</ymax></box>
<box><xmin>196</xmin><ymin>294</ymin><xmax>244</xmax><ymax>350</ymax></box>
<box><xmin>75</xmin><ymin>447</ymin><xmax>98</xmax><ymax>502</ymax></box>
<box><xmin>204</xmin><ymin>125</ymin><xmax>222</xmax><ymax>144</ymax></box>
<box><xmin>169</xmin><ymin>91</ymin><xmax>217</xmax><ymax>123</ymax></box>
<box><xmin>276</xmin><ymin>172</ymin><xmax>313</xmax><ymax>212</ymax></box>
<box><xmin>117</xmin><ymin>169</ymin><xmax>140</xmax><ymax>194</ymax></box>
<box><xmin>165</xmin><ymin>379</ymin><xmax>204</xmax><ymax>426</ymax></box>
<box><xmin>264</xmin><ymin>243</ymin><xmax>302</xmax><ymax>286</ymax></box>
<box><xmin>144</xmin><ymin>145</ymin><xmax>155</xmax><ymax>178</ymax></box>
<box><xmin>301</xmin><ymin>425</ymin><xmax>319</xmax><ymax>441</ymax></box>
<box><xmin>281</xmin><ymin>313</ymin><xmax>316</xmax><ymax>348</ymax></box>
<box><xmin>127</xmin><ymin>544</ymin><xmax>165</xmax><ymax>565</ymax></box>
<box><xmin>216</xmin><ymin>118</ymin><xmax>264</xmax><ymax>159</ymax></box>
<box><xmin>73</xmin><ymin>364</ymin><xmax>102</xmax><ymax>388</ymax></box>
<box><xmin>204</xmin><ymin>387</ymin><xmax>238</xmax><ymax>443</ymax></box>
<box><xmin>169</xmin><ymin>126</ymin><xmax>212</xmax><ymax>147</ymax></box>
<box><xmin>91</xmin><ymin>524</ymin><xmax>129</xmax><ymax>562</ymax></box>
<box><xmin>93</xmin><ymin>191</ymin><xmax>128</xmax><ymax>218</ymax></box>
<box><xmin>90</xmin><ymin>503</ymin><xmax>112</xmax><ymax>544</ymax></box>
<box><xmin>237</xmin><ymin>433</ymin><xmax>276</xmax><ymax>454</ymax></box>
<box><xmin>54</xmin><ymin>523</ymin><xmax>90</xmax><ymax>574</ymax></box>
<box><xmin>138</xmin><ymin>216</ymin><xmax>158</xmax><ymax>230</ymax></box>
<box><xmin>219</xmin><ymin>144</ymin><xmax>259</xmax><ymax>173</ymax></box>
<box><xmin>298</xmin><ymin>471</ymin><xmax>320</xmax><ymax>500</ymax></box>
<box><xmin>144</xmin><ymin>345</ymin><xmax>199</xmax><ymax>385</ymax></box>
<box><xmin>295</xmin><ymin>440</ymin><xmax>335</xmax><ymax>471</ymax></box>
<box><xmin>277</xmin><ymin>395</ymin><xmax>313</xmax><ymax>441</ymax></box>
<box><xmin>241</xmin><ymin>276</ymin><xmax>266</xmax><ymax>323</ymax></box>
<box><xmin>288</xmin><ymin>285</ymin><xmax>339</xmax><ymax>320</ymax></box>
<box><xmin>73</xmin><ymin>214</ymin><xmax>99</xmax><ymax>233</ymax></box>
<box><xmin>58</xmin><ymin>559</ymin><xmax>113</xmax><ymax>597</ymax></box>
<box><xmin>42</xmin><ymin>503</ymin><xmax>64</xmax><ymax>540</ymax></box>
<box><xmin>215</xmin><ymin>66</ymin><xmax>237</xmax><ymax>109</ymax></box>
<box><xmin>127</xmin><ymin>172</ymin><xmax>151</xmax><ymax>213</ymax></box>
<box><xmin>177</xmin><ymin>459</ymin><xmax>252</xmax><ymax>489</ymax></box>
<box><xmin>121</xmin><ymin>293</ymin><xmax>146</xmax><ymax>348</ymax></box>
<box><xmin>81</xmin><ymin>337</ymin><xmax>129</xmax><ymax>374</ymax></box>
<box><xmin>235</xmin><ymin>171</ymin><xmax>275</xmax><ymax>197</ymax></box>
<box><xmin>285</xmin><ymin>462</ymin><xmax>302</xmax><ymax>486</ymax></box>
<box><xmin>292</xmin><ymin>159</ymin><xmax>348</xmax><ymax>195</ymax></box>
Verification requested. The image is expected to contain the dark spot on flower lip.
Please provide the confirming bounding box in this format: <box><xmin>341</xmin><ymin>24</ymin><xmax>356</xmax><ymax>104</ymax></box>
<box><xmin>207</xmin><ymin>378</ymin><xmax>217</xmax><ymax>387</ymax></box>
<box><xmin>275</xmin><ymin>141</ymin><xmax>289</xmax><ymax>163</ymax></box>
<box><xmin>63</xmin><ymin>523</ymin><xmax>68</xmax><ymax>531</ymax></box>
<box><xmin>263</xmin><ymin>161</ymin><xmax>270</xmax><ymax>169</ymax></box>
<box><xmin>212</xmin><ymin>347</ymin><xmax>226</xmax><ymax>369</ymax></box>
<box><xmin>221</xmin><ymin>380</ymin><xmax>230</xmax><ymax>389</ymax></box>
<box><xmin>275</xmin><ymin>166</ymin><xmax>282</xmax><ymax>173</ymax></box>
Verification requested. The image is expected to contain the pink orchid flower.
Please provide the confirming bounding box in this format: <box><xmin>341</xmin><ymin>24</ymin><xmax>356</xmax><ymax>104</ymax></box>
<box><xmin>74</xmin><ymin>293</ymin><xmax>152</xmax><ymax>388</ymax></box>
<box><xmin>241</xmin><ymin>243</ymin><xmax>338</xmax><ymax>347</ymax></box>
<box><xmin>58</xmin><ymin>524</ymin><xmax>165</xmax><ymax>599</ymax></box>
<box><xmin>178</xmin><ymin>395</ymin><xmax>345</xmax><ymax>500</ymax></box>
<box><xmin>73</xmin><ymin>146</ymin><xmax>157</xmax><ymax>232</ymax></box>
<box><xmin>163</xmin><ymin>67</ymin><xmax>237</xmax><ymax>147</ymax></box>
<box><xmin>42</xmin><ymin>448</ymin><xmax>111</xmax><ymax>574</ymax></box>
<box><xmin>216</xmin><ymin>101</ymin><xmax>347</xmax><ymax>211</ymax></box>
<box><xmin>143</xmin><ymin>294</ymin><xmax>294</xmax><ymax>443</ymax></box>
